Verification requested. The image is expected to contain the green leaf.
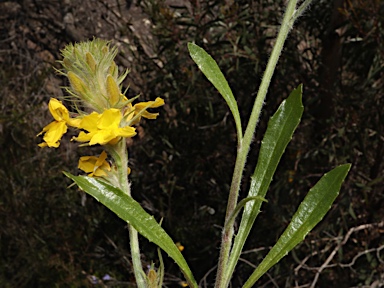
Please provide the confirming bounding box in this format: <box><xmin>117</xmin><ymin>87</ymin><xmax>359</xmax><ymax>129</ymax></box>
<box><xmin>243</xmin><ymin>164</ymin><xmax>351</xmax><ymax>288</ymax></box>
<box><xmin>224</xmin><ymin>196</ymin><xmax>267</xmax><ymax>235</ymax></box>
<box><xmin>224</xmin><ymin>85</ymin><xmax>304</xmax><ymax>286</ymax></box>
<box><xmin>63</xmin><ymin>172</ymin><xmax>198</xmax><ymax>288</ymax></box>
<box><xmin>188</xmin><ymin>42</ymin><xmax>242</xmax><ymax>142</ymax></box>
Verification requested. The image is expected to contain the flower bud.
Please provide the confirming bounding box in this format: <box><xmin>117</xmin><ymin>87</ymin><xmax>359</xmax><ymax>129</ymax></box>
<box><xmin>59</xmin><ymin>38</ymin><xmax>129</xmax><ymax>112</ymax></box>
<box><xmin>67</xmin><ymin>71</ymin><xmax>87</xmax><ymax>95</ymax></box>
<box><xmin>106</xmin><ymin>75</ymin><xmax>121</xmax><ymax>106</ymax></box>
<box><xmin>85</xmin><ymin>52</ymin><xmax>96</xmax><ymax>73</ymax></box>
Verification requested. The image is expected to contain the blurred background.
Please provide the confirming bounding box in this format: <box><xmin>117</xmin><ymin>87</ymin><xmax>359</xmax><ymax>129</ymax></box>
<box><xmin>0</xmin><ymin>0</ymin><xmax>383</xmax><ymax>287</ymax></box>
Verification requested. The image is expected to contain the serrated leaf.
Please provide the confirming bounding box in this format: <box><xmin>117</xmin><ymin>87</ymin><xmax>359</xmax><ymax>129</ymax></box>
<box><xmin>188</xmin><ymin>42</ymin><xmax>242</xmax><ymax>141</ymax></box>
<box><xmin>64</xmin><ymin>172</ymin><xmax>198</xmax><ymax>288</ymax></box>
<box><xmin>224</xmin><ymin>85</ymin><xmax>304</xmax><ymax>286</ymax></box>
<box><xmin>243</xmin><ymin>164</ymin><xmax>351</xmax><ymax>287</ymax></box>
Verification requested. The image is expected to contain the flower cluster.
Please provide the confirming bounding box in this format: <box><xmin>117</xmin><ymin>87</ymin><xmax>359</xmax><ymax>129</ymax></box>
<box><xmin>38</xmin><ymin>39</ymin><xmax>164</xmax><ymax>178</ymax></box>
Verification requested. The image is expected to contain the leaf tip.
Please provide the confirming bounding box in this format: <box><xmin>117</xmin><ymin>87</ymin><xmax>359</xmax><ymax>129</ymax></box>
<box><xmin>187</xmin><ymin>42</ymin><xmax>198</xmax><ymax>54</ymax></box>
<box><xmin>297</xmin><ymin>83</ymin><xmax>303</xmax><ymax>91</ymax></box>
<box><xmin>62</xmin><ymin>171</ymin><xmax>72</xmax><ymax>178</ymax></box>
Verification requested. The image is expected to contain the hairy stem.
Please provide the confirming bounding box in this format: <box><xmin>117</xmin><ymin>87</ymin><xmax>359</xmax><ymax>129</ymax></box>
<box><xmin>214</xmin><ymin>1</ymin><xmax>301</xmax><ymax>287</ymax></box>
<box><xmin>108</xmin><ymin>140</ymin><xmax>146</xmax><ymax>288</ymax></box>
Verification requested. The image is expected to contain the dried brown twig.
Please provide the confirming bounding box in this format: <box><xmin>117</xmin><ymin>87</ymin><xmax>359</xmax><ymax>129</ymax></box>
<box><xmin>292</xmin><ymin>221</ymin><xmax>384</xmax><ymax>288</ymax></box>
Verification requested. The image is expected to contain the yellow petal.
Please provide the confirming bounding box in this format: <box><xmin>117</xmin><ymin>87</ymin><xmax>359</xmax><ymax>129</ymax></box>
<box><xmin>97</xmin><ymin>109</ymin><xmax>121</xmax><ymax>129</ymax></box>
<box><xmin>92</xmin><ymin>169</ymin><xmax>107</xmax><ymax>177</ymax></box>
<box><xmin>123</xmin><ymin>103</ymin><xmax>135</xmax><ymax>120</ymax></box>
<box><xmin>89</xmin><ymin>130</ymin><xmax>117</xmax><ymax>146</ymax></box>
<box><xmin>73</xmin><ymin>130</ymin><xmax>95</xmax><ymax>143</ymax></box>
<box><xmin>117</xmin><ymin>126</ymin><xmax>137</xmax><ymax>138</ymax></box>
<box><xmin>134</xmin><ymin>97</ymin><xmax>165</xmax><ymax>111</ymax></box>
<box><xmin>40</xmin><ymin>121</ymin><xmax>67</xmax><ymax>148</ymax></box>
<box><xmin>48</xmin><ymin>98</ymin><xmax>70</xmax><ymax>122</ymax></box>
<box><xmin>96</xmin><ymin>151</ymin><xmax>108</xmax><ymax>165</ymax></box>
<box><xmin>79</xmin><ymin>112</ymin><xmax>99</xmax><ymax>132</ymax></box>
<box><xmin>78</xmin><ymin>151</ymin><xmax>111</xmax><ymax>177</ymax></box>
<box><xmin>107</xmin><ymin>137</ymin><xmax>121</xmax><ymax>145</ymax></box>
<box><xmin>73</xmin><ymin>108</ymin><xmax>136</xmax><ymax>146</ymax></box>
<box><xmin>140</xmin><ymin>111</ymin><xmax>159</xmax><ymax>119</ymax></box>
<box><xmin>176</xmin><ymin>242</ymin><xmax>185</xmax><ymax>252</ymax></box>
<box><xmin>78</xmin><ymin>155</ymin><xmax>98</xmax><ymax>173</ymax></box>
<box><xmin>66</xmin><ymin>117</ymin><xmax>82</xmax><ymax>128</ymax></box>
<box><xmin>152</xmin><ymin>97</ymin><xmax>165</xmax><ymax>107</ymax></box>
<box><xmin>130</xmin><ymin>97</ymin><xmax>165</xmax><ymax>122</ymax></box>
<box><xmin>100</xmin><ymin>162</ymin><xmax>111</xmax><ymax>172</ymax></box>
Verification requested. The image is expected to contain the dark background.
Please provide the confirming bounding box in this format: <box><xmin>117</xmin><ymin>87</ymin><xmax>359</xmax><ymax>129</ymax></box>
<box><xmin>0</xmin><ymin>0</ymin><xmax>383</xmax><ymax>287</ymax></box>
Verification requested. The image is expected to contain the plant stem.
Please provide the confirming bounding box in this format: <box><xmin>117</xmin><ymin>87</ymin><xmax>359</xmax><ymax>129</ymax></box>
<box><xmin>108</xmin><ymin>140</ymin><xmax>146</xmax><ymax>288</ymax></box>
<box><xmin>215</xmin><ymin>142</ymin><xmax>247</xmax><ymax>288</ymax></box>
<box><xmin>292</xmin><ymin>0</ymin><xmax>313</xmax><ymax>23</ymax></box>
<box><xmin>128</xmin><ymin>226</ymin><xmax>146</xmax><ymax>288</ymax></box>
<box><xmin>214</xmin><ymin>1</ymin><xmax>300</xmax><ymax>287</ymax></box>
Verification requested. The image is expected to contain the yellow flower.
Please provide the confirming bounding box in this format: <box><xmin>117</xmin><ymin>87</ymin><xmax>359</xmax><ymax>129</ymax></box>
<box><xmin>125</xmin><ymin>97</ymin><xmax>165</xmax><ymax>125</ymax></box>
<box><xmin>37</xmin><ymin>98</ymin><xmax>81</xmax><ymax>148</ymax></box>
<box><xmin>74</xmin><ymin>108</ymin><xmax>136</xmax><ymax>146</ymax></box>
<box><xmin>78</xmin><ymin>151</ymin><xmax>111</xmax><ymax>177</ymax></box>
<box><xmin>176</xmin><ymin>242</ymin><xmax>184</xmax><ymax>252</ymax></box>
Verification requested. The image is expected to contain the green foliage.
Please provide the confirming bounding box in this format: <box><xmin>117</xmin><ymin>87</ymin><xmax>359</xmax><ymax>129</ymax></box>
<box><xmin>184</xmin><ymin>39</ymin><xmax>350</xmax><ymax>286</ymax></box>
<box><xmin>131</xmin><ymin>1</ymin><xmax>383</xmax><ymax>286</ymax></box>
<box><xmin>0</xmin><ymin>35</ymin><xmax>137</xmax><ymax>287</ymax></box>
<box><xmin>187</xmin><ymin>43</ymin><xmax>242</xmax><ymax>142</ymax></box>
<box><xmin>1</xmin><ymin>0</ymin><xmax>383</xmax><ymax>287</ymax></box>
<box><xmin>64</xmin><ymin>173</ymin><xmax>198</xmax><ymax>288</ymax></box>
<box><xmin>226</xmin><ymin>85</ymin><xmax>304</xmax><ymax>284</ymax></box>
<box><xmin>244</xmin><ymin>164</ymin><xmax>351</xmax><ymax>287</ymax></box>
<box><xmin>65</xmin><ymin>33</ymin><xmax>350</xmax><ymax>286</ymax></box>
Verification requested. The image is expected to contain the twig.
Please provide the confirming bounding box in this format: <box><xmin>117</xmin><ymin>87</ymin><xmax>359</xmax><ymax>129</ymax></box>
<box><xmin>199</xmin><ymin>265</ymin><xmax>217</xmax><ymax>288</ymax></box>
<box><xmin>309</xmin><ymin>221</ymin><xmax>384</xmax><ymax>288</ymax></box>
